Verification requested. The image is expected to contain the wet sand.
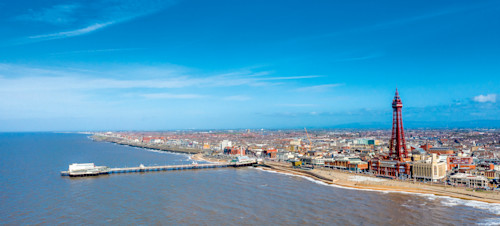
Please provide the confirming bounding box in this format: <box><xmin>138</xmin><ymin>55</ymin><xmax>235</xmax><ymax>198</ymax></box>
<box><xmin>260</xmin><ymin>161</ymin><xmax>500</xmax><ymax>204</ymax></box>
<box><xmin>193</xmin><ymin>154</ymin><xmax>500</xmax><ymax>204</ymax></box>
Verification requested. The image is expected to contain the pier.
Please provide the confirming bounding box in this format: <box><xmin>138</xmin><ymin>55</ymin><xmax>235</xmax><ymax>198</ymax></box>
<box><xmin>61</xmin><ymin>161</ymin><xmax>257</xmax><ymax>177</ymax></box>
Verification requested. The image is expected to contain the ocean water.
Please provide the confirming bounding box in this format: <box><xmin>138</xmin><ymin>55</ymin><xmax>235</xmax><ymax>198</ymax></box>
<box><xmin>1</xmin><ymin>133</ymin><xmax>499</xmax><ymax>225</ymax></box>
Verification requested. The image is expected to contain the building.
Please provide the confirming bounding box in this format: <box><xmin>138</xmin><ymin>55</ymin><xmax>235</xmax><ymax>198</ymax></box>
<box><xmin>484</xmin><ymin>170</ymin><xmax>500</xmax><ymax>180</ymax></box>
<box><xmin>290</xmin><ymin>139</ymin><xmax>301</xmax><ymax>146</ymax></box>
<box><xmin>247</xmin><ymin>148</ymin><xmax>263</xmax><ymax>157</ymax></box>
<box><xmin>411</xmin><ymin>148</ymin><xmax>426</xmax><ymax>161</ymax></box>
<box><xmin>476</xmin><ymin>163</ymin><xmax>495</xmax><ymax>171</ymax></box>
<box><xmin>449</xmin><ymin>173</ymin><xmax>489</xmax><ymax>188</ymax></box>
<box><xmin>428</xmin><ymin>147</ymin><xmax>455</xmax><ymax>155</ymax></box>
<box><xmin>370</xmin><ymin>160</ymin><xmax>411</xmax><ymax>178</ymax></box>
<box><xmin>224</xmin><ymin>147</ymin><xmax>245</xmax><ymax>155</ymax></box>
<box><xmin>367</xmin><ymin>139</ymin><xmax>381</xmax><ymax>145</ymax></box>
<box><xmin>277</xmin><ymin>152</ymin><xmax>295</xmax><ymax>161</ymax></box>
<box><xmin>264</xmin><ymin>149</ymin><xmax>278</xmax><ymax>158</ymax></box>
<box><xmin>369</xmin><ymin>89</ymin><xmax>412</xmax><ymax>178</ymax></box>
<box><xmin>220</xmin><ymin>140</ymin><xmax>232</xmax><ymax>150</ymax></box>
<box><xmin>447</xmin><ymin>156</ymin><xmax>475</xmax><ymax>171</ymax></box>
<box><xmin>421</xmin><ymin>144</ymin><xmax>433</xmax><ymax>151</ymax></box>
<box><xmin>325</xmin><ymin>157</ymin><xmax>368</xmax><ymax>172</ymax></box>
<box><xmin>300</xmin><ymin>156</ymin><xmax>325</xmax><ymax>166</ymax></box>
<box><xmin>412</xmin><ymin>154</ymin><xmax>447</xmax><ymax>182</ymax></box>
<box><xmin>142</xmin><ymin>136</ymin><xmax>165</xmax><ymax>144</ymax></box>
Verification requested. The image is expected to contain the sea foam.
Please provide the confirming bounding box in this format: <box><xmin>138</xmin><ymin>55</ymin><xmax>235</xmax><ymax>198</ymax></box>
<box><xmin>255</xmin><ymin>167</ymin><xmax>500</xmax><ymax>216</ymax></box>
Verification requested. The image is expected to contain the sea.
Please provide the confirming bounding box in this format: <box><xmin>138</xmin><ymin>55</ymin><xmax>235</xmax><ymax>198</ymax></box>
<box><xmin>1</xmin><ymin>133</ymin><xmax>499</xmax><ymax>225</ymax></box>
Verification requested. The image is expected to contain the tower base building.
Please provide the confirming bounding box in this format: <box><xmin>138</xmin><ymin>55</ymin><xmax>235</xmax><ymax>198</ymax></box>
<box><xmin>369</xmin><ymin>159</ymin><xmax>411</xmax><ymax>178</ymax></box>
<box><xmin>370</xmin><ymin>89</ymin><xmax>412</xmax><ymax>178</ymax></box>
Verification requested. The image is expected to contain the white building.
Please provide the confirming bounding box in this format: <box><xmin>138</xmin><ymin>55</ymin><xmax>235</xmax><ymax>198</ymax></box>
<box><xmin>449</xmin><ymin>173</ymin><xmax>489</xmax><ymax>188</ymax></box>
<box><xmin>412</xmin><ymin>153</ymin><xmax>447</xmax><ymax>182</ymax></box>
<box><xmin>277</xmin><ymin>152</ymin><xmax>295</xmax><ymax>161</ymax></box>
<box><xmin>220</xmin><ymin>140</ymin><xmax>232</xmax><ymax>150</ymax></box>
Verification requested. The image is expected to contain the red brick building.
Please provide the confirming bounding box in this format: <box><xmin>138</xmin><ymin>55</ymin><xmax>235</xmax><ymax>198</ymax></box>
<box><xmin>447</xmin><ymin>156</ymin><xmax>474</xmax><ymax>171</ymax></box>
<box><xmin>224</xmin><ymin>147</ymin><xmax>245</xmax><ymax>155</ymax></box>
<box><xmin>428</xmin><ymin>147</ymin><xmax>454</xmax><ymax>155</ymax></box>
<box><xmin>369</xmin><ymin>160</ymin><xmax>411</xmax><ymax>178</ymax></box>
<box><xmin>325</xmin><ymin>157</ymin><xmax>368</xmax><ymax>172</ymax></box>
<box><xmin>264</xmin><ymin>149</ymin><xmax>277</xmax><ymax>158</ymax></box>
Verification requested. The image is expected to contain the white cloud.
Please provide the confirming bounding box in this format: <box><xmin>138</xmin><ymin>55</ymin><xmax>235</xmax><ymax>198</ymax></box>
<box><xmin>0</xmin><ymin>64</ymin><xmax>319</xmax><ymax>91</ymax></box>
<box><xmin>296</xmin><ymin>83</ymin><xmax>343</xmax><ymax>92</ymax></box>
<box><xmin>28</xmin><ymin>22</ymin><xmax>114</xmax><ymax>40</ymax></box>
<box><xmin>142</xmin><ymin>93</ymin><xmax>205</xmax><ymax>99</ymax></box>
<box><xmin>278</xmin><ymin>104</ymin><xmax>316</xmax><ymax>107</ymax></box>
<box><xmin>49</xmin><ymin>48</ymin><xmax>145</xmax><ymax>56</ymax></box>
<box><xmin>259</xmin><ymin>75</ymin><xmax>321</xmax><ymax>80</ymax></box>
<box><xmin>0</xmin><ymin>63</ymin><xmax>322</xmax><ymax>120</ymax></box>
<box><xmin>16</xmin><ymin>0</ymin><xmax>177</xmax><ymax>43</ymax></box>
<box><xmin>473</xmin><ymin>94</ymin><xmax>497</xmax><ymax>103</ymax></box>
<box><xmin>15</xmin><ymin>4</ymin><xmax>81</xmax><ymax>25</ymax></box>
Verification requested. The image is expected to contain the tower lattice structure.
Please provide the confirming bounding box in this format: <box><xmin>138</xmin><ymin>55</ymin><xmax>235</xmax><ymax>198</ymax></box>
<box><xmin>389</xmin><ymin>89</ymin><xmax>408</xmax><ymax>161</ymax></box>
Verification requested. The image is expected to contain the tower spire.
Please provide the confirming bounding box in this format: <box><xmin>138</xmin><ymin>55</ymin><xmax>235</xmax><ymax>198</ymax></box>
<box><xmin>389</xmin><ymin>88</ymin><xmax>408</xmax><ymax>161</ymax></box>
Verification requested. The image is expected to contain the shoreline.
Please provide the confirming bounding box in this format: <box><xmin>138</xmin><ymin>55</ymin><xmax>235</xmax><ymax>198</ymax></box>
<box><xmin>94</xmin><ymin>137</ymin><xmax>500</xmax><ymax>205</ymax></box>
<box><xmin>258</xmin><ymin>161</ymin><xmax>500</xmax><ymax>204</ymax></box>
<box><xmin>179</xmin><ymin>152</ymin><xmax>500</xmax><ymax>205</ymax></box>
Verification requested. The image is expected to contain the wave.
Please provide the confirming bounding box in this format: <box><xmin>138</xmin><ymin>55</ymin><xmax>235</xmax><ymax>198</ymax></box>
<box><xmin>255</xmin><ymin>167</ymin><xmax>500</xmax><ymax>216</ymax></box>
<box><xmin>439</xmin><ymin>197</ymin><xmax>500</xmax><ymax>215</ymax></box>
<box><xmin>477</xmin><ymin>218</ymin><xmax>500</xmax><ymax>226</ymax></box>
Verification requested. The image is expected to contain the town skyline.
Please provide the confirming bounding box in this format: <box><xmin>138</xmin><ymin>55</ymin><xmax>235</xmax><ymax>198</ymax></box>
<box><xmin>1</xmin><ymin>0</ymin><xmax>499</xmax><ymax>131</ymax></box>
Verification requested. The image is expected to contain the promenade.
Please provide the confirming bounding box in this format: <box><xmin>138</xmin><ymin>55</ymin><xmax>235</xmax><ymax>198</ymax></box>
<box><xmin>260</xmin><ymin>161</ymin><xmax>500</xmax><ymax>204</ymax></box>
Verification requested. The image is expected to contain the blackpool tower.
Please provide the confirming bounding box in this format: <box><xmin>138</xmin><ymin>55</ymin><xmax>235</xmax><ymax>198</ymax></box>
<box><xmin>389</xmin><ymin>89</ymin><xmax>408</xmax><ymax>161</ymax></box>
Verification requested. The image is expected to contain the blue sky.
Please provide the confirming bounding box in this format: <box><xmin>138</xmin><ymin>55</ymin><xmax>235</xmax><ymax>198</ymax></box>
<box><xmin>0</xmin><ymin>0</ymin><xmax>499</xmax><ymax>131</ymax></box>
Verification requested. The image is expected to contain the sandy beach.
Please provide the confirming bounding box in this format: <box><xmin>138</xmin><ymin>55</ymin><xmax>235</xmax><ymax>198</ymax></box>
<box><xmin>259</xmin><ymin>161</ymin><xmax>500</xmax><ymax>204</ymax></box>
<box><xmin>192</xmin><ymin>153</ymin><xmax>500</xmax><ymax>204</ymax></box>
<box><xmin>97</xmin><ymin>136</ymin><xmax>500</xmax><ymax>204</ymax></box>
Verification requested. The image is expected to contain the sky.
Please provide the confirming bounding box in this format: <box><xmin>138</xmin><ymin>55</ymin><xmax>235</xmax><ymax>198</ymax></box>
<box><xmin>0</xmin><ymin>0</ymin><xmax>499</xmax><ymax>131</ymax></box>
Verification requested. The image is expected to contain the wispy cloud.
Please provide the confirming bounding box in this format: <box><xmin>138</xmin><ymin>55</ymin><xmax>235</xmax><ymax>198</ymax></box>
<box><xmin>288</xmin><ymin>3</ymin><xmax>495</xmax><ymax>44</ymax></box>
<box><xmin>473</xmin><ymin>94</ymin><xmax>497</xmax><ymax>103</ymax></box>
<box><xmin>0</xmin><ymin>63</ymin><xmax>323</xmax><ymax>121</ymax></box>
<box><xmin>258</xmin><ymin>75</ymin><xmax>321</xmax><ymax>80</ymax></box>
<box><xmin>0</xmin><ymin>64</ymin><xmax>319</xmax><ymax>90</ymax></box>
<box><xmin>14</xmin><ymin>0</ymin><xmax>177</xmax><ymax>43</ymax></box>
<box><xmin>48</xmin><ymin>48</ymin><xmax>146</xmax><ymax>56</ymax></box>
<box><xmin>28</xmin><ymin>22</ymin><xmax>114</xmax><ymax>40</ymax></box>
<box><xmin>278</xmin><ymin>104</ymin><xmax>317</xmax><ymax>107</ymax></box>
<box><xmin>142</xmin><ymin>93</ymin><xmax>205</xmax><ymax>99</ymax></box>
<box><xmin>15</xmin><ymin>4</ymin><xmax>81</xmax><ymax>25</ymax></box>
<box><xmin>296</xmin><ymin>83</ymin><xmax>344</xmax><ymax>92</ymax></box>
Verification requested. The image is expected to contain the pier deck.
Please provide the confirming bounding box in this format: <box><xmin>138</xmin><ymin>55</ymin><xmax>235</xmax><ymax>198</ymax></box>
<box><xmin>61</xmin><ymin>161</ymin><xmax>257</xmax><ymax>177</ymax></box>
